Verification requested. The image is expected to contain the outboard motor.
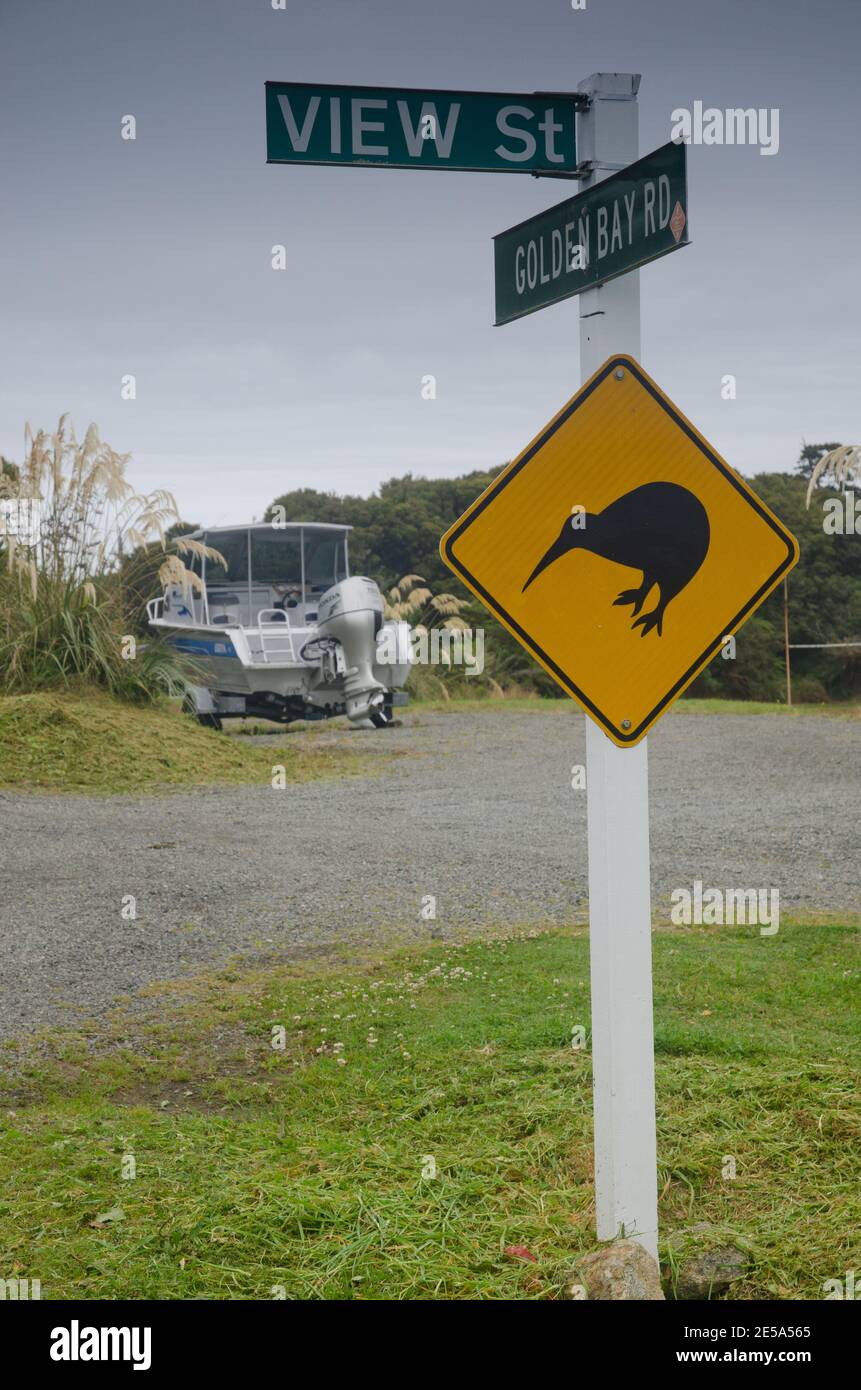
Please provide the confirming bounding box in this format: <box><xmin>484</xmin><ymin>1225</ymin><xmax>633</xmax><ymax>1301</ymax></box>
<box><xmin>316</xmin><ymin>577</ymin><xmax>388</xmax><ymax>724</ymax></box>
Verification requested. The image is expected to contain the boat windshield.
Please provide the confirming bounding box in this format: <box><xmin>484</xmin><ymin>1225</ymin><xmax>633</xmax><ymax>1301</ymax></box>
<box><xmin>304</xmin><ymin>533</ymin><xmax>348</xmax><ymax>589</ymax></box>
<box><xmin>249</xmin><ymin>532</ymin><xmax>302</xmax><ymax>586</ymax></box>
<box><xmin>197</xmin><ymin>527</ymin><xmax>349</xmax><ymax>628</ymax></box>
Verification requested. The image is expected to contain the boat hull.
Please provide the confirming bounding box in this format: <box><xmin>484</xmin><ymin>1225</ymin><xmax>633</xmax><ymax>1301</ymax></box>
<box><xmin>153</xmin><ymin>619</ymin><xmax>412</xmax><ymax>714</ymax></box>
<box><xmin>163</xmin><ymin>626</ymin><xmax>308</xmax><ymax>698</ymax></box>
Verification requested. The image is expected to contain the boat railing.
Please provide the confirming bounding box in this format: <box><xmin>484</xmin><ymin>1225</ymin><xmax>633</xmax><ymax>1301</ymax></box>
<box><xmin>146</xmin><ymin>596</ymin><xmax>164</xmax><ymax>622</ymax></box>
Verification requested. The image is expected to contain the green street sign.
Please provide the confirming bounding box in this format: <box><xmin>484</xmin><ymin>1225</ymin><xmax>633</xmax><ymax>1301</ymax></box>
<box><xmin>265</xmin><ymin>81</ymin><xmax>583</xmax><ymax>175</ymax></box>
<box><xmin>494</xmin><ymin>141</ymin><xmax>689</xmax><ymax>325</ymax></box>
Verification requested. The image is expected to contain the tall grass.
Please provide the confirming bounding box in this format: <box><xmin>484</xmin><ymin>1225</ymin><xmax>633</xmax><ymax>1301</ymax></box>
<box><xmin>384</xmin><ymin>573</ymin><xmax>499</xmax><ymax>700</ymax></box>
<box><xmin>383</xmin><ymin>572</ymin><xmax>470</xmax><ymax>632</ymax></box>
<box><xmin>0</xmin><ymin>417</ymin><xmax>203</xmax><ymax>702</ymax></box>
<box><xmin>385</xmin><ymin>575</ymin><xmax>543</xmax><ymax>700</ymax></box>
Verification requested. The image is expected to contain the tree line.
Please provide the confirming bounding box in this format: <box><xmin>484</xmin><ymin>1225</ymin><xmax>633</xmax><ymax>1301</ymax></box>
<box><xmin>265</xmin><ymin>446</ymin><xmax>861</xmax><ymax>703</ymax></box>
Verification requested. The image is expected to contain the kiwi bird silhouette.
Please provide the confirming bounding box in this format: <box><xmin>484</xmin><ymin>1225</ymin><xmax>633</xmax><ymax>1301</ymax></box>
<box><xmin>522</xmin><ymin>481</ymin><xmax>710</xmax><ymax>637</ymax></box>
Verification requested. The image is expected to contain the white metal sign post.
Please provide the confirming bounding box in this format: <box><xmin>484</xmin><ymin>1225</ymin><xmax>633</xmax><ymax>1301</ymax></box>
<box><xmin>578</xmin><ymin>73</ymin><xmax>659</xmax><ymax>1261</ymax></box>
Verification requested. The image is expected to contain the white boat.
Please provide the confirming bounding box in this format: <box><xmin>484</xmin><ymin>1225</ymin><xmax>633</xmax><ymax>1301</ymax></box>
<box><xmin>147</xmin><ymin>521</ymin><xmax>412</xmax><ymax>729</ymax></box>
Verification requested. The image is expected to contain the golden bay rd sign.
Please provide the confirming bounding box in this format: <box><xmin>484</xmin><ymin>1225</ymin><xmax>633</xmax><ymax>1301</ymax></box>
<box><xmin>494</xmin><ymin>142</ymin><xmax>689</xmax><ymax>325</ymax></box>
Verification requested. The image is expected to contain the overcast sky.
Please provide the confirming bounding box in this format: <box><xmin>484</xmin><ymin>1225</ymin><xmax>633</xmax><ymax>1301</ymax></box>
<box><xmin>1</xmin><ymin>0</ymin><xmax>858</xmax><ymax>525</ymax></box>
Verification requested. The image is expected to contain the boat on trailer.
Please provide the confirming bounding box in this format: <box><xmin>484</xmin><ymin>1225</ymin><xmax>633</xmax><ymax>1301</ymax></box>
<box><xmin>147</xmin><ymin>521</ymin><xmax>412</xmax><ymax>729</ymax></box>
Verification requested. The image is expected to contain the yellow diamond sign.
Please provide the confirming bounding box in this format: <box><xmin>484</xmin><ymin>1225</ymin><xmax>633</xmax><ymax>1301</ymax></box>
<box><xmin>440</xmin><ymin>355</ymin><xmax>799</xmax><ymax>746</ymax></box>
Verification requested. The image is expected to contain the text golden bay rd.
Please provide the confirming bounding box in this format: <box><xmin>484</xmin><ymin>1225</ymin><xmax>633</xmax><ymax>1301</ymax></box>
<box><xmin>516</xmin><ymin>170</ymin><xmax>673</xmax><ymax>294</ymax></box>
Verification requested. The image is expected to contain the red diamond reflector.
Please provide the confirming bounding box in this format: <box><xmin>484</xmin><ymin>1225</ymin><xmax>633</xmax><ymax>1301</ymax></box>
<box><xmin>669</xmin><ymin>200</ymin><xmax>686</xmax><ymax>243</ymax></box>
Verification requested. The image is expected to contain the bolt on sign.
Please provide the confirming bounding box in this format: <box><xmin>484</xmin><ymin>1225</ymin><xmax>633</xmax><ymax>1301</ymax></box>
<box><xmin>265</xmin><ymin>82</ymin><xmax>583</xmax><ymax>174</ymax></box>
<box><xmin>494</xmin><ymin>142</ymin><xmax>688</xmax><ymax>325</ymax></box>
<box><xmin>440</xmin><ymin>356</ymin><xmax>799</xmax><ymax>746</ymax></box>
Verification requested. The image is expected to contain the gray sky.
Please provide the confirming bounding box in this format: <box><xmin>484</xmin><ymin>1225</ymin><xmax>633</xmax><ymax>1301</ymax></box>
<box><xmin>1</xmin><ymin>0</ymin><xmax>859</xmax><ymax>525</ymax></box>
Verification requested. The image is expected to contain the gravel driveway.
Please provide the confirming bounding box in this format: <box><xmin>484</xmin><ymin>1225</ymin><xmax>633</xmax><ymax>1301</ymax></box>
<box><xmin>1</xmin><ymin>706</ymin><xmax>858</xmax><ymax>1041</ymax></box>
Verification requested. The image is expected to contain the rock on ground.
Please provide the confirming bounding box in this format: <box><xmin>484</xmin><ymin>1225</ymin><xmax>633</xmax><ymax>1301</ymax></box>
<box><xmin>571</xmin><ymin>1240</ymin><xmax>665</xmax><ymax>1301</ymax></box>
<box><xmin>675</xmin><ymin>1246</ymin><xmax>747</xmax><ymax>1300</ymax></box>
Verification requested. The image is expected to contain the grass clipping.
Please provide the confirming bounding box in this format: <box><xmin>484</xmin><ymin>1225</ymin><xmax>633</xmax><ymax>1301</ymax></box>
<box><xmin>0</xmin><ymin>690</ymin><xmax>360</xmax><ymax>792</ymax></box>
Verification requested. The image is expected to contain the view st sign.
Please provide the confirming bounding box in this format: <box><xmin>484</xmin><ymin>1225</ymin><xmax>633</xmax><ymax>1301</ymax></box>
<box><xmin>494</xmin><ymin>141</ymin><xmax>689</xmax><ymax>324</ymax></box>
<box><xmin>265</xmin><ymin>81</ymin><xmax>583</xmax><ymax>174</ymax></box>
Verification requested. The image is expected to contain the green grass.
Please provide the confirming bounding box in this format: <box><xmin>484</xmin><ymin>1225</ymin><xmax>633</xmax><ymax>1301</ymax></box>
<box><xmin>410</xmin><ymin>692</ymin><xmax>860</xmax><ymax>720</ymax></box>
<box><xmin>0</xmin><ymin>690</ymin><xmax>368</xmax><ymax>793</ymax></box>
<box><xmin>1</xmin><ymin>922</ymin><xmax>858</xmax><ymax>1299</ymax></box>
<box><xmin>676</xmin><ymin>697</ymin><xmax>859</xmax><ymax>719</ymax></box>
